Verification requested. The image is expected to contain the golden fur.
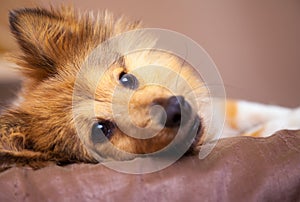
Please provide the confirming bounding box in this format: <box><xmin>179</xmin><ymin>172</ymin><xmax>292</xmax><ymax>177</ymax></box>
<box><xmin>0</xmin><ymin>6</ymin><xmax>205</xmax><ymax>169</ymax></box>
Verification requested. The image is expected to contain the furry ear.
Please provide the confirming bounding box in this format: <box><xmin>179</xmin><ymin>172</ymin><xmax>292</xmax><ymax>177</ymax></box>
<box><xmin>9</xmin><ymin>8</ymin><xmax>64</xmax><ymax>80</ymax></box>
<box><xmin>9</xmin><ymin>7</ymin><xmax>142</xmax><ymax>82</ymax></box>
<box><xmin>9</xmin><ymin>7</ymin><xmax>87</xmax><ymax>81</ymax></box>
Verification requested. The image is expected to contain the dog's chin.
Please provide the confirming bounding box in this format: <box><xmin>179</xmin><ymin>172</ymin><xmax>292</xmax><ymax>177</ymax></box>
<box><xmin>185</xmin><ymin>116</ymin><xmax>204</xmax><ymax>155</ymax></box>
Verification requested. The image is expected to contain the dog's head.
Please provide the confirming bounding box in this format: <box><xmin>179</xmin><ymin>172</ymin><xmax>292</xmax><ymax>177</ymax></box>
<box><xmin>9</xmin><ymin>7</ymin><xmax>206</xmax><ymax>163</ymax></box>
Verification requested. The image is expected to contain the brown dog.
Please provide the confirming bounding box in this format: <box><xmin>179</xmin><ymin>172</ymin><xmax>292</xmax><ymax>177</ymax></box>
<box><xmin>0</xmin><ymin>6</ymin><xmax>205</xmax><ymax>169</ymax></box>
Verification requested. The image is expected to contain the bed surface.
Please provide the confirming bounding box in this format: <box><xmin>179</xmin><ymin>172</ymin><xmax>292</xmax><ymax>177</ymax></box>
<box><xmin>0</xmin><ymin>130</ymin><xmax>299</xmax><ymax>201</ymax></box>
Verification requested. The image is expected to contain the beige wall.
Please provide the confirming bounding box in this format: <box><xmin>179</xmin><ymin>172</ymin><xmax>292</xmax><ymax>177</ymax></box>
<box><xmin>0</xmin><ymin>0</ymin><xmax>299</xmax><ymax>107</ymax></box>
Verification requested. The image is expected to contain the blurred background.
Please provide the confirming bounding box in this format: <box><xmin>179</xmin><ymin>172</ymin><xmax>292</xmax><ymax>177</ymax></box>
<box><xmin>0</xmin><ymin>0</ymin><xmax>299</xmax><ymax>108</ymax></box>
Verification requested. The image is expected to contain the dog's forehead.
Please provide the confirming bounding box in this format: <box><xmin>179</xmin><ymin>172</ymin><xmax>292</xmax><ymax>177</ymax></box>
<box><xmin>123</xmin><ymin>51</ymin><xmax>203</xmax><ymax>88</ymax></box>
<box><xmin>124</xmin><ymin>51</ymin><xmax>180</xmax><ymax>71</ymax></box>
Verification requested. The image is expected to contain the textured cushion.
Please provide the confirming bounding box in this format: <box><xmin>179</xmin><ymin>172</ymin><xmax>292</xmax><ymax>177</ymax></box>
<box><xmin>0</xmin><ymin>130</ymin><xmax>299</xmax><ymax>201</ymax></box>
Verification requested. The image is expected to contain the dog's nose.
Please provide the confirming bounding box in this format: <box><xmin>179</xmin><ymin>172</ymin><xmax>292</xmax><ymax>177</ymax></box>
<box><xmin>164</xmin><ymin>96</ymin><xmax>190</xmax><ymax>128</ymax></box>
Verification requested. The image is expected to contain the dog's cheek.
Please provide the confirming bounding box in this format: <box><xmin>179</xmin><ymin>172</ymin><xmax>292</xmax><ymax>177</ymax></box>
<box><xmin>109</xmin><ymin>132</ymin><xmax>138</xmax><ymax>153</ymax></box>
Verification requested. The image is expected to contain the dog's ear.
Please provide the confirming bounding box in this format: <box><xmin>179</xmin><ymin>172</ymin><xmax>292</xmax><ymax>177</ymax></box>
<box><xmin>9</xmin><ymin>8</ymin><xmax>61</xmax><ymax>80</ymax></box>
<box><xmin>9</xmin><ymin>7</ymin><xmax>142</xmax><ymax>82</ymax></box>
<box><xmin>9</xmin><ymin>7</ymin><xmax>82</xmax><ymax>81</ymax></box>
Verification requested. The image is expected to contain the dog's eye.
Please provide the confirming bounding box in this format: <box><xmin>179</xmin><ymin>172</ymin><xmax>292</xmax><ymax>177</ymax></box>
<box><xmin>119</xmin><ymin>72</ymin><xmax>139</xmax><ymax>89</ymax></box>
<box><xmin>91</xmin><ymin>121</ymin><xmax>115</xmax><ymax>143</ymax></box>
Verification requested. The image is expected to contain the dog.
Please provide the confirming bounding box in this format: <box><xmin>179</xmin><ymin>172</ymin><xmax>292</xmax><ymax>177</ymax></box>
<box><xmin>1</xmin><ymin>6</ymin><xmax>298</xmax><ymax>170</ymax></box>
<box><xmin>0</xmin><ymin>6</ymin><xmax>207</xmax><ymax>169</ymax></box>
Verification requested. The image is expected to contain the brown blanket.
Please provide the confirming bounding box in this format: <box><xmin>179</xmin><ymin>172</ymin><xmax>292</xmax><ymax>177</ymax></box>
<box><xmin>0</xmin><ymin>130</ymin><xmax>299</xmax><ymax>201</ymax></box>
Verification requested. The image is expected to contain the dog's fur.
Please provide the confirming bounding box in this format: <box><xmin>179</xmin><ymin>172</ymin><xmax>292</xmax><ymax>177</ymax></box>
<box><xmin>0</xmin><ymin>6</ymin><xmax>205</xmax><ymax>169</ymax></box>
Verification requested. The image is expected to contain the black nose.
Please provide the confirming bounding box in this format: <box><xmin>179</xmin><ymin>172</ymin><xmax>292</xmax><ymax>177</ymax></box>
<box><xmin>164</xmin><ymin>96</ymin><xmax>191</xmax><ymax>128</ymax></box>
